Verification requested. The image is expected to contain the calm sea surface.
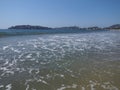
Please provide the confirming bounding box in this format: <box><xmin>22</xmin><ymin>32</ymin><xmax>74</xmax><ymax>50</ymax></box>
<box><xmin>0</xmin><ymin>29</ymin><xmax>120</xmax><ymax>90</ymax></box>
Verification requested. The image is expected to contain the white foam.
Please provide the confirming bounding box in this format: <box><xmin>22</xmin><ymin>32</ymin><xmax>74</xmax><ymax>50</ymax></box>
<box><xmin>0</xmin><ymin>85</ymin><xmax>4</xmax><ymax>88</ymax></box>
<box><xmin>89</xmin><ymin>80</ymin><xmax>96</xmax><ymax>90</ymax></box>
<box><xmin>0</xmin><ymin>67</ymin><xmax>8</xmax><ymax>71</ymax></box>
<box><xmin>17</xmin><ymin>42</ymin><xmax>24</xmax><ymax>46</ymax></box>
<box><xmin>101</xmin><ymin>82</ymin><xmax>119</xmax><ymax>90</ymax></box>
<box><xmin>71</xmin><ymin>84</ymin><xmax>77</xmax><ymax>88</ymax></box>
<box><xmin>57</xmin><ymin>84</ymin><xmax>77</xmax><ymax>90</ymax></box>
<box><xmin>26</xmin><ymin>54</ymin><xmax>32</xmax><ymax>58</ymax></box>
<box><xmin>3</xmin><ymin>45</ymin><xmax>10</xmax><ymax>50</ymax></box>
<box><xmin>18</xmin><ymin>53</ymin><xmax>24</xmax><ymax>59</ymax></box>
<box><xmin>57</xmin><ymin>86</ymin><xmax>66</xmax><ymax>90</ymax></box>
<box><xmin>3</xmin><ymin>61</ymin><xmax>9</xmax><ymax>65</ymax></box>
<box><xmin>60</xmin><ymin>74</ymin><xmax>64</xmax><ymax>78</ymax></box>
<box><xmin>0</xmin><ymin>32</ymin><xmax>120</xmax><ymax>89</ymax></box>
<box><xmin>6</xmin><ymin>84</ymin><xmax>12</xmax><ymax>90</ymax></box>
<box><xmin>26</xmin><ymin>84</ymin><xmax>29</xmax><ymax>90</ymax></box>
<box><xmin>82</xmin><ymin>87</ymin><xmax>85</xmax><ymax>90</ymax></box>
<box><xmin>37</xmin><ymin>79</ymin><xmax>48</xmax><ymax>85</ymax></box>
<box><xmin>13</xmin><ymin>49</ymin><xmax>21</xmax><ymax>53</ymax></box>
<box><xmin>6</xmin><ymin>71</ymin><xmax>14</xmax><ymax>75</ymax></box>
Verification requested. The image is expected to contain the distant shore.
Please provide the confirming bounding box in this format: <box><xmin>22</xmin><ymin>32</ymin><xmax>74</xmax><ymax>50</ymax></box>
<box><xmin>0</xmin><ymin>24</ymin><xmax>120</xmax><ymax>37</ymax></box>
<box><xmin>8</xmin><ymin>24</ymin><xmax>120</xmax><ymax>30</ymax></box>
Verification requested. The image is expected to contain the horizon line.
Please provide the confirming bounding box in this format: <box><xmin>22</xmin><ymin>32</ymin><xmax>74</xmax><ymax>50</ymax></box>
<box><xmin>0</xmin><ymin>24</ymin><xmax>120</xmax><ymax>29</ymax></box>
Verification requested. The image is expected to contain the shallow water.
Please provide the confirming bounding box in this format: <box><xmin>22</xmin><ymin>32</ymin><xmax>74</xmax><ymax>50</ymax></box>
<box><xmin>0</xmin><ymin>31</ymin><xmax>120</xmax><ymax>90</ymax></box>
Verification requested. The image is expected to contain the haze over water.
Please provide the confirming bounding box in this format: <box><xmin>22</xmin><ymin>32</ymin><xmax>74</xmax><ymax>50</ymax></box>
<box><xmin>0</xmin><ymin>30</ymin><xmax>120</xmax><ymax>90</ymax></box>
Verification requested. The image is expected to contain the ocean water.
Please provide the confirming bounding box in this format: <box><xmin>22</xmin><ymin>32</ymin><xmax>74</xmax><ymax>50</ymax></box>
<box><xmin>0</xmin><ymin>29</ymin><xmax>105</xmax><ymax>36</ymax></box>
<box><xmin>0</xmin><ymin>30</ymin><xmax>120</xmax><ymax>90</ymax></box>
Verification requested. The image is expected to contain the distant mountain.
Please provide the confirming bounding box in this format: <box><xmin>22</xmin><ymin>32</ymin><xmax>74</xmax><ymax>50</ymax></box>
<box><xmin>54</xmin><ymin>26</ymin><xmax>81</xmax><ymax>30</ymax></box>
<box><xmin>8</xmin><ymin>24</ymin><xmax>120</xmax><ymax>30</ymax></box>
<box><xmin>56</xmin><ymin>25</ymin><xmax>120</xmax><ymax>30</ymax></box>
<box><xmin>87</xmin><ymin>26</ymin><xmax>102</xmax><ymax>30</ymax></box>
<box><xmin>8</xmin><ymin>25</ymin><xmax>52</xmax><ymax>30</ymax></box>
<box><xmin>105</xmin><ymin>24</ymin><xmax>120</xmax><ymax>30</ymax></box>
<box><xmin>55</xmin><ymin>26</ymin><xmax>103</xmax><ymax>30</ymax></box>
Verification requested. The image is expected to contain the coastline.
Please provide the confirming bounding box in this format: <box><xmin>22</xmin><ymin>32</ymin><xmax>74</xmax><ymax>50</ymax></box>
<box><xmin>7</xmin><ymin>24</ymin><xmax>120</xmax><ymax>30</ymax></box>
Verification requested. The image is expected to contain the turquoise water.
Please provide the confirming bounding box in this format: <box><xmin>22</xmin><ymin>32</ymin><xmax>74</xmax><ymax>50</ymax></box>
<box><xmin>0</xmin><ymin>30</ymin><xmax>120</xmax><ymax>90</ymax></box>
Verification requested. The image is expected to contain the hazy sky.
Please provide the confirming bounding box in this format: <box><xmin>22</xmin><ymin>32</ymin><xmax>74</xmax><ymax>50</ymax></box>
<box><xmin>0</xmin><ymin>0</ymin><xmax>120</xmax><ymax>28</ymax></box>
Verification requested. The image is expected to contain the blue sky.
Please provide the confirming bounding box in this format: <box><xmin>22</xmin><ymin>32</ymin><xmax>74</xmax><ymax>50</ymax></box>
<box><xmin>0</xmin><ymin>0</ymin><xmax>120</xmax><ymax>28</ymax></box>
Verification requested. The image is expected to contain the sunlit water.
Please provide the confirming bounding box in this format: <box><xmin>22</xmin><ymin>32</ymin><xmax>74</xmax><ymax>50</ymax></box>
<box><xmin>0</xmin><ymin>30</ymin><xmax>120</xmax><ymax>90</ymax></box>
